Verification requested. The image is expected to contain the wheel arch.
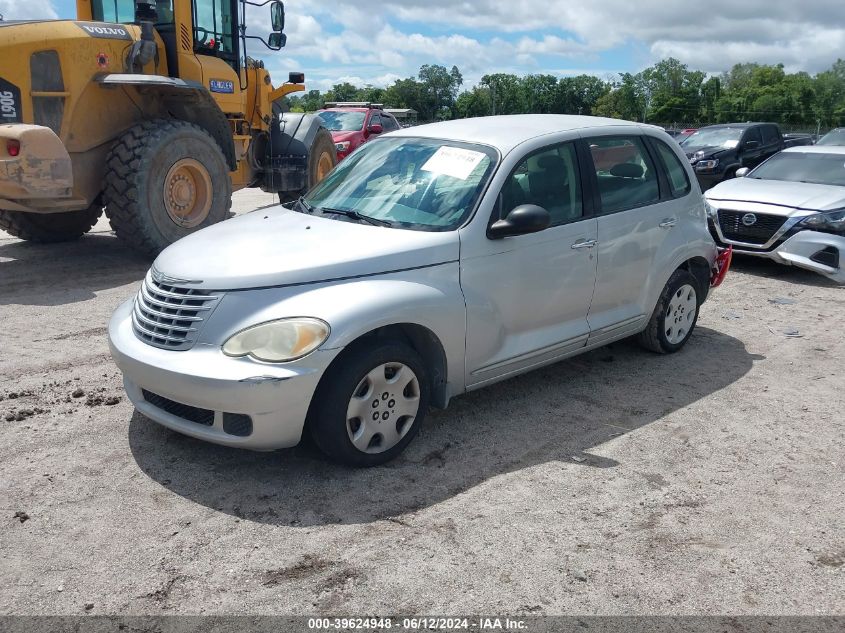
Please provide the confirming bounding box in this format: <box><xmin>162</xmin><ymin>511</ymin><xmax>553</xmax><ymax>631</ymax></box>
<box><xmin>319</xmin><ymin>322</ymin><xmax>451</xmax><ymax>409</ymax></box>
<box><xmin>95</xmin><ymin>74</ymin><xmax>237</xmax><ymax>171</ymax></box>
<box><xmin>681</xmin><ymin>256</ymin><xmax>712</xmax><ymax>303</ymax></box>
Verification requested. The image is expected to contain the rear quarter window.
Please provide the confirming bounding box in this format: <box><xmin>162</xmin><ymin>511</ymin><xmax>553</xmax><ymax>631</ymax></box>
<box><xmin>651</xmin><ymin>139</ymin><xmax>692</xmax><ymax>198</ymax></box>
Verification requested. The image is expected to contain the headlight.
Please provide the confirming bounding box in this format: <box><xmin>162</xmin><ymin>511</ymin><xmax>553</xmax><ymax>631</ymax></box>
<box><xmin>705</xmin><ymin>200</ymin><xmax>718</xmax><ymax>219</ymax></box>
<box><xmin>335</xmin><ymin>141</ymin><xmax>351</xmax><ymax>152</ymax></box>
<box><xmin>695</xmin><ymin>159</ymin><xmax>719</xmax><ymax>171</ymax></box>
<box><xmin>222</xmin><ymin>318</ymin><xmax>330</xmax><ymax>362</ymax></box>
<box><xmin>798</xmin><ymin>208</ymin><xmax>845</xmax><ymax>232</ymax></box>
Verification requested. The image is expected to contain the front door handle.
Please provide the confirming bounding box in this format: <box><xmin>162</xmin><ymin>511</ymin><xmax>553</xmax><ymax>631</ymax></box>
<box><xmin>659</xmin><ymin>218</ymin><xmax>677</xmax><ymax>229</ymax></box>
<box><xmin>571</xmin><ymin>239</ymin><xmax>597</xmax><ymax>249</ymax></box>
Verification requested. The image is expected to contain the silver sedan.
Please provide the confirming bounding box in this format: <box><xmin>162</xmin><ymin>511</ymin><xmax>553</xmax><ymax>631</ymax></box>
<box><xmin>705</xmin><ymin>146</ymin><xmax>845</xmax><ymax>283</ymax></box>
<box><xmin>109</xmin><ymin>115</ymin><xmax>719</xmax><ymax>466</ymax></box>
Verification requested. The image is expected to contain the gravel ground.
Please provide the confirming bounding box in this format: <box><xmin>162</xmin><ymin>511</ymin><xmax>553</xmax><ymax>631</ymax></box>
<box><xmin>1</xmin><ymin>190</ymin><xmax>843</xmax><ymax>616</ymax></box>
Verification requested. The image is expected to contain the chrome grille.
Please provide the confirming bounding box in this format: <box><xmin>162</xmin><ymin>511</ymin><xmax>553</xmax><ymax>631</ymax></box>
<box><xmin>717</xmin><ymin>209</ymin><xmax>786</xmax><ymax>245</ymax></box>
<box><xmin>132</xmin><ymin>271</ymin><xmax>221</xmax><ymax>350</ymax></box>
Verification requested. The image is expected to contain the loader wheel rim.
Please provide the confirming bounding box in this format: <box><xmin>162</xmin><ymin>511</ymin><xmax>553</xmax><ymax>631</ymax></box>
<box><xmin>316</xmin><ymin>152</ymin><xmax>334</xmax><ymax>181</ymax></box>
<box><xmin>164</xmin><ymin>159</ymin><xmax>213</xmax><ymax>228</ymax></box>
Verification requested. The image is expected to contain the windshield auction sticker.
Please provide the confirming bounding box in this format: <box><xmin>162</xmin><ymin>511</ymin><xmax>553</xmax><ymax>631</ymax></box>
<box><xmin>422</xmin><ymin>146</ymin><xmax>486</xmax><ymax>180</ymax></box>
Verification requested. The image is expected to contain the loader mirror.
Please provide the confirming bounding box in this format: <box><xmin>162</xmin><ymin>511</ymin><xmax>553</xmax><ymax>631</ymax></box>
<box><xmin>289</xmin><ymin>72</ymin><xmax>305</xmax><ymax>84</ymax></box>
<box><xmin>271</xmin><ymin>1</ymin><xmax>285</xmax><ymax>32</ymax></box>
<box><xmin>268</xmin><ymin>32</ymin><xmax>287</xmax><ymax>50</ymax></box>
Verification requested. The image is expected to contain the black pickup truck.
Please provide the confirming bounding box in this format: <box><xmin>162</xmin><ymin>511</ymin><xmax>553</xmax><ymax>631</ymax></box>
<box><xmin>679</xmin><ymin>122</ymin><xmax>788</xmax><ymax>190</ymax></box>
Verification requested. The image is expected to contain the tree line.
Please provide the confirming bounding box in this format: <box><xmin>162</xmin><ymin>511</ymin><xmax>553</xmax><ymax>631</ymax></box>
<box><xmin>287</xmin><ymin>57</ymin><xmax>845</xmax><ymax>129</ymax></box>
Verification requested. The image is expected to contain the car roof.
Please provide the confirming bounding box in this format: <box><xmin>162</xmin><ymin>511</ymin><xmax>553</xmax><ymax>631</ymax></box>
<box><xmin>387</xmin><ymin>114</ymin><xmax>659</xmax><ymax>154</ymax></box>
<box><xmin>782</xmin><ymin>145</ymin><xmax>845</xmax><ymax>155</ymax></box>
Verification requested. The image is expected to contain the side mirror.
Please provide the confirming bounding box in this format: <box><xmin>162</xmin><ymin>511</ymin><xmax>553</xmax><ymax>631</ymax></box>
<box><xmin>270</xmin><ymin>1</ymin><xmax>285</xmax><ymax>32</ymax></box>
<box><xmin>735</xmin><ymin>167</ymin><xmax>750</xmax><ymax>178</ymax></box>
<box><xmin>267</xmin><ymin>31</ymin><xmax>286</xmax><ymax>50</ymax></box>
<box><xmin>488</xmin><ymin>204</ymin><xmax>551</xmax><ymax>239</ymax></box>
<box><xmin>368</xmin><ymin>123</ymin><xmax>383</xmax><ymax>134</ymax></box>
<box><xmin>744</xmin><ymin>140</ymin><xmax>759</xmax><ymax>149</ymax></box>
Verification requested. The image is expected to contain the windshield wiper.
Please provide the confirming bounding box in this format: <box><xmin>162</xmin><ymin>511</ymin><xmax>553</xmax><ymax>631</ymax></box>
<box><xmin>294</xmin><ymin>196</ymin><xmax>314</xmax><ymax>214</ymax></box>
<box><xmin>318</xmin><ymin>207</ymin><xmax>393</xmax><ymax>227</ymax></box>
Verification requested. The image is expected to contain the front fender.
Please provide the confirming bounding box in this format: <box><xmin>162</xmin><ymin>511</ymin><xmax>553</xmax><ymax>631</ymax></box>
<box><xmin>199</xmin><ymin>263</ymin><xmax>467</xmax><ymax>395</ymax></box>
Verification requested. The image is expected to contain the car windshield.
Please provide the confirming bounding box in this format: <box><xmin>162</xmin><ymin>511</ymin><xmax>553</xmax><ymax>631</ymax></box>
<box><xmin>749</xmin><ymin>152</ymin><xmax>845</xmax><ymax>186</ymax></box>
<box><xmin>317</xmin><ymin>111</ymin><xmax>366</xmax><ymax>132</ymax></box>
<box><xmin>303</xmin><ymin>137</ymin><xmax>498</xmax><ymax>231</ymax></box>
<box><xmin>816</xmin><ymin>129</ymin><xmax>845</xmax><ymax>146</ymax></box>
<box><xmin>681</xmin><ymin>128</ymin><xmax>742</xmax><ymax>149</ymax></box>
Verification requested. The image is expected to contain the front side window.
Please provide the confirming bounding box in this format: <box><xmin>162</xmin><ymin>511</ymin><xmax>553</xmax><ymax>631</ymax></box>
<box><xmin>761</xmin><ymin>125</ymin><xmax>780</xmax><ymax>145</ymax></box>
<box><xmin>304</xmin><ymin>137</ymin><xmax>498</xmax><ymax>231</ymax></box>
<box><xmin>317</xmin><ymin>111</ymin><xmax>366</xmax><ymax>132</ymax></box>
<box><xmin>652</xmin><ymin>139</ymin><xmax>691</xmax><ymax>198</ymax></box>
<box><xmin>749</xmin><ymin>152</ymin><xmax>845</xmax><ymax>186</ymax></box>
<box><xmin>587</xmin><ymin>136</ymin><xmax>659</xmax><ymax>214</ymax></box>
<box><xmin>500</xmin><ymin>143</ymin><xmax>582</xmax><ymax>226</ymax></box>
<box><xmin>743</xmin><ymin>127</ymin><xmax>763</xmax><ymax>145</ymax></box>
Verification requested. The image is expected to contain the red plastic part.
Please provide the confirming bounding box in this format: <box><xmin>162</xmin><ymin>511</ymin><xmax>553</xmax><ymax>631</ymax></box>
<box><xmin>7</xmin><ymin>140</ymin><xmax>20</xmax><ymax>157</ymax></box>
<box><xmin>710</xmin><ymin>245</ymin><xmax>733</xmax><ymax>288</ymax></box>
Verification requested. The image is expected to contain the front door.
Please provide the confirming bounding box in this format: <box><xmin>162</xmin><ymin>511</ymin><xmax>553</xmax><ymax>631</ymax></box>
<box><xmin>461</xmin><ymin>141</ymin><xmax>598</xmax><ymax>388</ymax></box>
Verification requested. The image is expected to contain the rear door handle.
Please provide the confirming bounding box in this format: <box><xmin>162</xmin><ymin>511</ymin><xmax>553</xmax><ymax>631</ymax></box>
<box><xmin>571</xmin><ymin>239</ymin><xmax>597</xmax><ymax>249</ymax></box>
<box><xmin>659</xmin><ymin>218</ymin><xmax>677</xmax><ymax>229</ymax></box>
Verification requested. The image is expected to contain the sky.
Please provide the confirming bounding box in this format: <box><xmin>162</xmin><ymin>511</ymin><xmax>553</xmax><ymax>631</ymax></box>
<box><xmin>3</xmin><ymin>0</ymin><xmax>845</xmax><ymax>91</ymax></box>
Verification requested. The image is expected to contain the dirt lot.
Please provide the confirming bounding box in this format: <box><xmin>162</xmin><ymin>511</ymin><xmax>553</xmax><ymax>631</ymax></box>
<box><xmin>1</xmin><ymin>191</ymin><xmax>843</xmax><ymax>616</ymax></box>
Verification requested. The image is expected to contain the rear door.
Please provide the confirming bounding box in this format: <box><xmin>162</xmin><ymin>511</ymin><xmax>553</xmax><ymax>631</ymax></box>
<box><xmin>582</xmin><ymin>133</ymin><xmax>686</xmax><ymax>345</ymax></box>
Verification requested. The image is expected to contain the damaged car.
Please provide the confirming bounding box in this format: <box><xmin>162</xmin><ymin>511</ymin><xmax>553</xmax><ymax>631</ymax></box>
<box><xmin>705</xmin><ymin>146</ymin><xmax>845</xmax><ymax>283</ymax></box>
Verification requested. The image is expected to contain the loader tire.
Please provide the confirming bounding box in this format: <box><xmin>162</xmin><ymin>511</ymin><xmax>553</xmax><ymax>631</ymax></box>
<box><xmin>104</xmin><ymin>119</ymin><xmax>232</xmax><ymax>257</ymax></box>
<box><xmin>0</xmin><ymin>202</ymin><xmax>102</xmax><ymax>243</ymax></box>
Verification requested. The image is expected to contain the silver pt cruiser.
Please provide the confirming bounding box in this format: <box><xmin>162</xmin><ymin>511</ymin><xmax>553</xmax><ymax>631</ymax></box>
<box><xmin>109</xmin><ymin>115</ymin><xmax>723</xmax><ymax>466</ymax></box>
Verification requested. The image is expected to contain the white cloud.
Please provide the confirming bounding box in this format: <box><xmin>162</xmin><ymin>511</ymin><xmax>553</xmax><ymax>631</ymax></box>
<box><xmin>0</xmin><ymin>0</ymin><xmax>56</xmax><ymax>20</ymax></box>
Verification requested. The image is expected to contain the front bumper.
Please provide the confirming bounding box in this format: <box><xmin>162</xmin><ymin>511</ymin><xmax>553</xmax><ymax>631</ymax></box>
<box><xmin>108</xmin><ymin>299</ymin><xmax>342</xmax><ymax>450</ymax></box>
<box><xmin>713</xmin><ymin>229</ymin><xmax>845</xmax><ymax>284</ymax></box>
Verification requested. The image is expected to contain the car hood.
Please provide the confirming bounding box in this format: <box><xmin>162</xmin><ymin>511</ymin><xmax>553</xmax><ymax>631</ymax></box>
<box><xmin>706</xmin><ymin>177</ymin><xmax>845</xmax><ymax>213</ymax></box>
<box><xmin>152</xmin><ymin>207</ymin><xmax>460</xmax><ymax>290</ymax></box>
<box><xmin>330</xmin><ymin>130</ymin><xmax>362</xmax><ymax>142</ymax></box>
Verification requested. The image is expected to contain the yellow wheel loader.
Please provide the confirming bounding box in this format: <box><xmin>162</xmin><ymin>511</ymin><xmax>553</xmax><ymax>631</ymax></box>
<box><xmin>0</xmin><ymin>0</ymin><xmax>336</xmax><ymax>255</ymax></box>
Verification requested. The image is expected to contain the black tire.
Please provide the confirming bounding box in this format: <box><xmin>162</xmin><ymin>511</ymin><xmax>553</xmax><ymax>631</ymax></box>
<box><xmin>307</xmin><ymin>341</ymin><xmax>430</xmax><ymax>467</ymax></box>
<box><xmin>0</xmin><ymin>202</ymin><xmax>102</xmax><ymax>243</ymax></box>
<box><xmin>278</xmin><ymin>127</ymin><xmax>337</xmax><ymax>204</ymax></box>
<box><xmin>103</xmin><ymin>119</ymin><xmax>232</xmax><ymax>257</ymax></box>
<box><xmin>638</xmin><ymin>269</ymin><xmax>701</xmax><ymax>354</ymax></box>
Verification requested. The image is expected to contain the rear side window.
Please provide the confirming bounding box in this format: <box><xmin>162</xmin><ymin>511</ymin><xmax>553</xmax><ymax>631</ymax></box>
<box><xmin>500</xmin><ymin>142</ymin><xmax>583</xmax><ymax>226</ymax></box>
<box><xmin>652</xmin><ymin>139</ymin><xmax>691</xmax><ymax>198</ymax></box>
<box><xmin>586</xmin><ymin>136</ymin><xmax>659</xmax><ymax>214</ymax></box>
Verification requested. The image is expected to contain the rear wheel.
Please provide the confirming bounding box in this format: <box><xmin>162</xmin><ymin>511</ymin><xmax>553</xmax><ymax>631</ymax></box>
<box><xmin>104</xmin><ymin>119</ymin><xmax>232</xmax><ymax>257</ymax></box>
<box><xmin>308</xmin><ymin>341</ymin><xmax>430</xmax><ymax>467</ymax></box>
<box><xmin>638</xmin><ymin>269</ymin><xmax>700</xmax><ymax>354</ymax></box>
<box><xmin>0</xmin><ymin>201</ymin><xmax>102</xmax><ymax>243</ymax></box>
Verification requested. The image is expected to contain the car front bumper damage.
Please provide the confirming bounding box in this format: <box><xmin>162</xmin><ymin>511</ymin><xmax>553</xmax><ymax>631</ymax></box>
<box><xmin>108</xmin><ymin>298</ymin><xmax>342</xmax><ymax>450</ymax></box>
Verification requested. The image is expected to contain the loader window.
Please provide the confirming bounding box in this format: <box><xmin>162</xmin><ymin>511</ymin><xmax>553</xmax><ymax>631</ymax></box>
<box><xmin>193</xmin><ymin>0</ymin><xmax>238</xmax><ymax>57</ymax></box>
<box><xmin>92</xmin><ymin>0</ymin><xmax>136</xmax><ymax>23</ymax></box>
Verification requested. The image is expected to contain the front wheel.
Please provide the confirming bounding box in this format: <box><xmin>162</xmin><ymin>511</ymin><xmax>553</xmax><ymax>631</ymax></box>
<box><xmin>638</xmin><ymin>269</ymin><xmax>700</xmax><ymax>354</ymax></box>
<box><xmin>308</xmin><ymin>341</ymin><xmax>430</xmax><ymax>466</ymax></box>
